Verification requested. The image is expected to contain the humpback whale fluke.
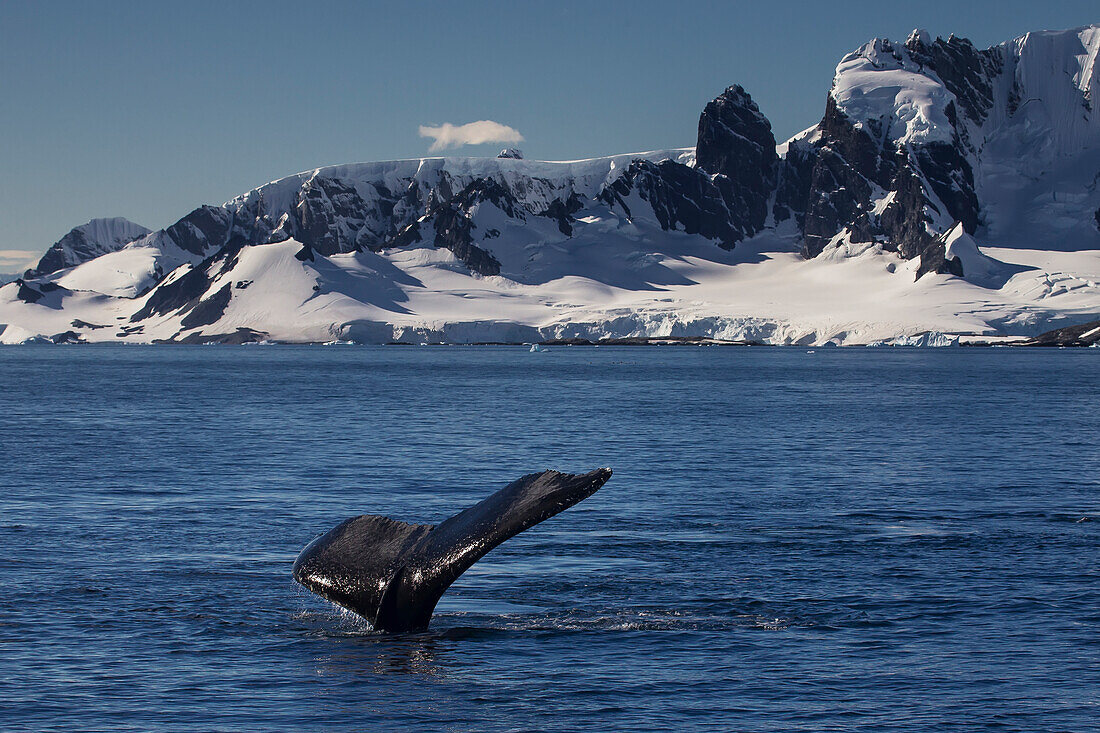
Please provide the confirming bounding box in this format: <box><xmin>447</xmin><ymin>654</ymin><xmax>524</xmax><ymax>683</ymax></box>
<box><xmin>292</xmin><ymin>468</ymin><xmax>612</xmax><ymax>633</ymax></box>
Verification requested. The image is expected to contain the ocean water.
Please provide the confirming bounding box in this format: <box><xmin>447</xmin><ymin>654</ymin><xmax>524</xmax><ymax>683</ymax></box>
<box><xmin>1</xmin><ymin>345</ymin><xmax>1097</xmax><ymax>732</ymax></box>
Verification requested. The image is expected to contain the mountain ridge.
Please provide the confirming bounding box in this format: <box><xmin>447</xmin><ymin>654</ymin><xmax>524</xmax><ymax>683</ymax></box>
<box><xmin>3</xmin><ymin>25</ymin><xmax>1099</xmax><ymax>345</ymax></box>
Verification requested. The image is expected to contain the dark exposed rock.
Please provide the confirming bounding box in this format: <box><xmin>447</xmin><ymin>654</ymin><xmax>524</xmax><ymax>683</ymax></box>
<box><xmin>388</xmin><ymin>219</ymin><xmax>424</xmax><ymax>248</ymax></box>
<box><xmin>129</xmin><ymin>239</ymin><xmax>249</xmax><ymax>324</ymax></box>
<box><xmin>15</xmin><ymin>23</ymin><xmax>1097</xmax><ymax>351</ymax></box>
<box><xmin>159</xmin><ymin>327</ymin><xmax>269</xmax><ymax>345</ymax></box>
<box><xmin>696</xmin><ymin>86</ymin><xmax>777</xmax><ymax>183</ymax></box>
<box><xmin>906</xmin><ymin>33</ymin><xmax>1002</xmax><ymax>128</ymax></box>
<box><xmin>29</xmin><ymin>29</ymin><xmax>1050</xmax><ymax>300</ymax></box>
<box><xmin>17</xmin><ymin>81</ymin><xmax>831</xmax><ymax>285</ymax></box>
<box><xmin>599</xmin><ymin>160</ymin><xmax>743</xmax><ymax>248</ymax></box>
<box><xmin>819</xmin><ymin>95</ymin><xmax>895</xmax><ymax>189</ymax></box>
<box><xmin>179</xmin><ymin>283</ymin><xmax>232</xmax><ymax>329</ymax></box>
<box><xmin>789</xmin><ymin>31</ymin><xmax>1012</xmax><ymax>276</ymax></box>
<box><xmin>539</xmin><ymin>193</ymin><xmax>584</xmax><ymax>236</ymax></box>
<box><xmin>880</xmin><ymin>161</ymin><xmax>936</xmax><ymax>260</ymax></box>
<box><xmin>48</xmin><ymin>330</ymin><xmax>84</xmax><ymax>344</ymax></box>
<box><xmin>131</xmin><ymin>265</ymin><xmax>209</xmax><ymax>321</ymax></box>
<box><xmin>1006</xmin><ymin>79</ymin><xmax>1023</xmax><ymax>116</ymax></box>
<box><xmin>914</xmin><ymin>141</ymin><xmax>979</xmax><ymax>234</ymax></box>
<box><xmin>114</xmin><ymin>324</ymin><xmax>144</xmax><ymax>338</ymax></box>
<box><xmin>696</xmin><ymin>85</ymin><xmax>777</xmax><ymax>238</ymax></box>
<box><xmin>1022</xmin><ymin>319</ymin><xmax>1100</xmax><ymax>346</ymax></box>
<box><xmin>448</xmin><ymin>176</ymin><xmax>522</xmax><ymax>219</ymax></box>
<box><xmin>140</xmin><ymin>166</ymin><xmax>583</xmax><ymax>275</ymax></box>
<box><xmin>71</xmin><ymin>319</ymin><xmax>107</xmax><ymax>329</ymax></box>
<box><xmin>795</xmin><ymin>81</ymin><xmax>979</xmax><ymax>278</ymax></box>
<box><xmin>801</xmin><ymin>149</ymin><xmax>874</xmax><ymax>257</ymax></box>
<box><xmin>942</xmin><ymin>253</ymin><xmax>966</xmax><ymax>278</ymax></box>
<box><xmin>412</xmin><ymin>176</ymin><xmax>555</xmax><ymax>275</ymax></box>
<box><xmin>431</xmin><ymin>201</ymin><xmax>501</xmax><ymax>276</ymax></box>
<box><xmin>164</xmin><ymin>205</ymin><xmax>234</xmax><ymax>255</ymax></box>
<box><xmin>800</xmin><ymin>97</ymin><xmax>889</xmax><ymax>258</ymax></box>
<box><xmin>294</xmin><ymin>177</ymin><xmax>403</xmax><ymax>255</ymax></box>
<box><xmin>15</xmin><ymin>280</ymin><xmax>43</xmax><ymax>304</ymax></box>
<box><xmin>429</xmin><ymin>172</ymin><xmax>582</xmax><ymax>243</ymax></box>
<box><xmin>11</xmin><ymin>279</ymin><xmax>70</xmax><ymax>309</ymax></box>
<box><xmin>296</xmin><ymin>178</ymin><xmax>362</xmax><ymax>254</ymax></box>
<box><xmin>773</xmin><ymin>140</ymin><xmax>817</xmax><ymax>226</ymax></box>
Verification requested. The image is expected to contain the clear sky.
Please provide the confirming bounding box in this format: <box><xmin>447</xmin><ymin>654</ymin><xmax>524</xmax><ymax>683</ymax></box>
<box><xmin>1</xmin><ymin>0</ymin><xmax>1097</xmax><ymax>269</ymax></box>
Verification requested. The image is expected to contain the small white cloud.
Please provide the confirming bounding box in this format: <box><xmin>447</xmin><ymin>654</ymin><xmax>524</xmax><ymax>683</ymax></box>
<box><xmin>0</xmin><ymin>249</ymin><xmax>38</xmax><ymax>271</ymax></box>
<box><xmin>419</xmin><ymin>120</ymin><xmax>524</xmax><ymax>152</ymax></box>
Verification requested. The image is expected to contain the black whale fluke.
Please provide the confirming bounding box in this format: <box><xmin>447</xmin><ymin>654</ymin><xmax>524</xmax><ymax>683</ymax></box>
<box><xmin>292</xmin><ymin>468</ymin><xmax>612</xmax><ymax>633</ymax></box>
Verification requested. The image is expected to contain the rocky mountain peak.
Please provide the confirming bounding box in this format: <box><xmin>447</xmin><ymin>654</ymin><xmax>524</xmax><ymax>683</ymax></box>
<box><xmin>906</xmin><ymin>28</ymin><xmax>932</xmax><ymax>51</ymax></box>
<box><xmin>696</xmin><ymin>85</ymin><xmax>777</xmax><ymax>180</ymax></box>
<box><xmin>695</xmin><ymin>84</ymin><xmax>778</xmax><ymax>240</ymax></box>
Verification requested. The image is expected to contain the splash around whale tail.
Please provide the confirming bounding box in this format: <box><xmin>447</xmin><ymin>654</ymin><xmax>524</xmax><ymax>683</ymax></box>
<box><xmin>292</xmin><ymin>468</ymin><xmax>612</xmax><ymax>633</ymax></box>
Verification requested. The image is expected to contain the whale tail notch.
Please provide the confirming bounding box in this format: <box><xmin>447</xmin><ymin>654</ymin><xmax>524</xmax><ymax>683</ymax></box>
<box><xmin>293</xmin><ymin>467</ymin><xmax>612</xmax><ymax>632</ymax></box>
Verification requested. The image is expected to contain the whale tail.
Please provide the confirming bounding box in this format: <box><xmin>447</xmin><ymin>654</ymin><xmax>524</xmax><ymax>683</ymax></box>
<box><xmin>293</xmin><ymin>468</ymin><xmax>612</xmax><ymax>632</ymax></box>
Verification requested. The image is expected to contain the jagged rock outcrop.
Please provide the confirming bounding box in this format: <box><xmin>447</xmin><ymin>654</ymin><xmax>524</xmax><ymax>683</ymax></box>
<box><xmin>161</xmin><ymin>205</ymin><xmax>236</xmax><ymax>255</ymax></box>
<box><xmin>772</xmin><ymin>140</ymin><xmax>816</xmax><ymax>227</ymax></box>
<box><xmin>598</xmin><ymin>160</ymin><xmax>743</xmax><ymax>248</ymax></box>
<box><xmin>784</xmin><ymin>25</ymin><xmax>1100</xmax><ymax>277</ymax></box>
<box><xmin>424</xmin><ymin>177</ymin><xmax>505</xmax><ymax>275</ymax></box>
<box><xmin>695</xmin><ymin>85</ymin><xmax>777</xmax><ymax>243</ymax></box>
<box><xmin>595</xmin><ymin>85</ymin><xmax>780</xmax><ymax>249</ymax></box>
<box><xmin>12</xmin><ymin>279</ymin><xmax>69</xmax><ymax>308</ymax></box>
<box><xmin>792</xmin><ymin>35</ymin><xmax>986</xmax><ymax>273</ymax></box>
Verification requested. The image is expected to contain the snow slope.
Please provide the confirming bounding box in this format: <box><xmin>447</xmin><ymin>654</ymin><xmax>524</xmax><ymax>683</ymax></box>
<box><xmin>3</xmin><ymin>224</ymin><xmax>1097</xmax><ymax>345</ymax></box>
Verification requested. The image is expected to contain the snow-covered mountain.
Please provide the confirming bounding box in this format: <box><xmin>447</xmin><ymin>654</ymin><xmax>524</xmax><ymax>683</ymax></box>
<box><xmin>27</xmin><ymin>217</ymin><xmax>152</xmax><ymax>278</ymax></box>
<box><xmin>2</xmin><ymin>25</ymin><xmax>1099</xmax><ymax>345</ymax></box>
<box><xmin>791</xmin><ymin>25</ymin><xmax>1100</xmax><ymax>274</ymax></box>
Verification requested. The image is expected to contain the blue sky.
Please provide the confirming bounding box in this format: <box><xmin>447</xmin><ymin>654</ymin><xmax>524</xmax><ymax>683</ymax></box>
<box><xmin>1</xmin><ymin>0</ymin><xmax>1097</xmax><ymax>267</ymax></box>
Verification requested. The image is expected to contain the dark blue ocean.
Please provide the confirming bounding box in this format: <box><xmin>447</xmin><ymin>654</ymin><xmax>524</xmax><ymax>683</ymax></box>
<box><xmin>1</xmin><ymin>346</ymin><xmax>1097</xmax><ymax>732</ymax></box>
